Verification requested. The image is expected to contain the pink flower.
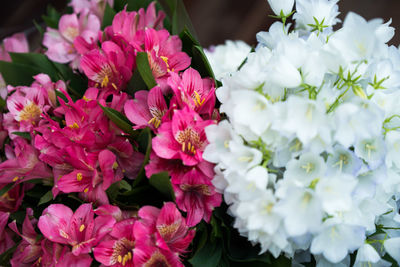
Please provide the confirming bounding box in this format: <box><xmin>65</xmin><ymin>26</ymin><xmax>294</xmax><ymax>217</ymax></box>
<box><xmin>70</xmin><ymin>0</ymin><xmax>114</xmax><ymax>20</ymax></box>
<box><xmin>40</xmin><ymin>240</ymin><xmax>93</xmax><ymax>267</ymax></box>
<box><xmin>93</xmin><ymin>218</ymin><xmax>136</xmax><ymax>266</ymax></box>
<box><xmin>0</xmin><ymin>32</ymin><xmax>29</xmax><ymax>62</ymax></box>
<box><xmin>0</xmin><ymin>211</ymin><xmax>14</xmax><ymax>254</ymax></box>
<box><xmin>142</xmin><ymin>28</ymin><xmax>191</xmax><ymax>91</ymax></box>
<box><xmin>169</xmin><ymin>68</ymin><xmax>216</xmax><ymax>117</ymax></box>
<box><xmin>134</xmin><ymin>245</ymin><xmax>182</xmax><ymax>267</ymax></box>
<box><xmin>0</xmin><ymin>32</ymin><xmax>29</xmax><ymax>99</ymax></box>
<box><xmin>0</xmin><ymin>183</ymin><xmax>24</xmax><ymax>212</ymax></box>
<box><xmin>9</xmin><ymin>208</ymin><xmax>42</xmax><ymax>266</ymax></box>
<box><xmin>172</xmin><ymin>168</ymin><xmax>222</xmax><ymax>226</ymax></box>
<box><xmin>95</xmin><ymin>205</ymin><xmax>137</xmax><ymax>222</ymax></box>
<box><xmin>81</xmin><ymin>40</ymin><xmax>134</xmax><ymax>91</ymax></box>
<box><xmin>0</xmin><ymin>138</ymin><xmax>52</xmax><ymax>184</ymax></box>
<box><xmin>6</xmin><ymin>84</ymin><xmax>49</xmax><ymax>132</ymax></box>
<box><xmin>38</xmin><ymin>203</ymin><xmax>116</xmax><ymax>256</ymax></box>
<box><xmin>152</xmin><ymin>107</ymin><xmax>214</xmax><ymax>166</ymax></box>
<box><xmin>124</xmin><ymin>86</ymin><xmax>167</xmax><ymax>132</ymax></box>
<box><xmin>134</xmin><ymin>202</ymin><xmax>194</xmax><ymax>266</ymax></box>
<box><xmin>43</xmin><ymin>11</ymin><xmax>100</xmax><ymax>69</ymax></box>
<box><xmin>105</xmin><ymin>2</ymin><xmax>165</xmax><ymax>45</ymax></box>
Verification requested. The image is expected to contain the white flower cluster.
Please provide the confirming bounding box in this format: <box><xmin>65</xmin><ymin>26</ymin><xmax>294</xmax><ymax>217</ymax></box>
<box><xmin>204</xmin><ymin>0</ymin><xmax>400</xmax><ymax>265</ymax></box>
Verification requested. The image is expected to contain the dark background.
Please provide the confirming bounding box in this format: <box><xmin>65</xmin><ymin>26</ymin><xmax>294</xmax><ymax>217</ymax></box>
<box><xmin>1</xmin><ymin>0</ymin><xmax>400</xmax><ymax>47</ymax></box>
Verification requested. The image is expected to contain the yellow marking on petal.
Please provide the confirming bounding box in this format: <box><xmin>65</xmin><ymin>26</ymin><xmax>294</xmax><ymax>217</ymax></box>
<box><xmin>101</xmin><ymin>75</ymin><xmax>109</xmax><ymax>88</ymax></box>
<box><xmin>12</xmin><ymin>176</ymin><xmax>19</xmax><ymax>182</ymax></box>
<box><xmin>76</xmin><ymin>173</ymin><xmax>83</xmax><ymax>181</ymax></box>
<box><xmin>112</xmin><ymin>162</ymin><xmax>119</xmax><ymax>169</ymax></box>
<box><xmin>118</xmin><ymin>255</ymin><xmax>122</xmax><ymax>263</ymax></box>
<box><xmin>82</xmin><ymin>96</ymin><xmax>90</xmax><ymax>101</ymax></box>
<box><xmin>194</xmin><ymin>91</ymin><xmax>205</xmax><ymax>107</ymax></box>
<box><xmin>19</xmin><ymin>102</ymin><xmax>41</xmax><ymax>122</ymax></box>
<box><xmin>79</xmin><ymin>224</ymin><xmax>85</xmax><ymax>232</ymax></box>
<box><xmin>69</xmin><ymin>122</ymin><xmax>79</xmax><ymax>129</ymax></box>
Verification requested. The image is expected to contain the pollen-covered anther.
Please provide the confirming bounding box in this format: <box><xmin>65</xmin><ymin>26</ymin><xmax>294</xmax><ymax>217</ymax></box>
<box><xmin>79</xmin><ymin>224</ymin><xmax>85</xmax><ymax>232</ymax></box>
<box><xmin>19</xmin><ymin>102</ymin><xmax>41</xmax><ymax>122</ymax></box>
<box><xmin>76</xmin><ymin>173</ymin><xmax>83</xmax><ymax>181</ymax></box>
<box><xmin>69</xmin><ymin>122</ymin><xmax>79</xmax><ymax>129</ymax></box>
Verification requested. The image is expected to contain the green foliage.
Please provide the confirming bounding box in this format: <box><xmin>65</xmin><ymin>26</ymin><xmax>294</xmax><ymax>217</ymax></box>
<box><xmin>102</xmin><ymin>3</ymin><xmax>117</xmax><ymax>29</ymax></box>
<box><xmin>11</xmin><ymin>132</ymin><xmax>31</xmax><ymax>140</ymax></box>
<box><xmin>136</xmin><ymin>52</ymin><xmax>158</xmax><ymax>89</ymax></box>
<box><xmin>42</xmin><ymin>5</ymin><xmax>61</xmax><ymax>29</ymax></box>
<box><xmin>149</xmin><ymin>171</ymin><xmax>175</xmax><ymax>200</ymax></box>
<box><xmin>99</xmin><ymin>104</ymin><xmax>138</xmax><ymax>137</ymax></box>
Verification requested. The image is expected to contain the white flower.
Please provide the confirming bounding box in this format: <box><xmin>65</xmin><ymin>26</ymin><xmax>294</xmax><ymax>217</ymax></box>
<box><xmin>315</xmin><ymin>174</ymin><xmax>357</xmax><ymax>214</ymax></box>
<box><xmin>310</xmin><ymin>220</ymin><xmax>365</xmax><ymax>263</ymax></box>
<box><xmin>205</xmin><ymin>40</ymin><xmax>251</xmax><ymax>80</ymax></box>
<box><xmin>225</xmin><ymin>166</ymin><xmax>269</xmax><ymax>201</ymax></box>
<box><xmin>267</xmin><ymin>0</ymin><xmax>294</xmax><ymax>17</ymax></box>
<box><xmin>294</xmin><ymin>0</ymin><xmax>340</xmax><ymax>31</ymax></box>
<box><xmin>276</xmin><ymin>187</ymin><xmax>323</xmax><ymax>236</ymax></box>
<box><xmin>203</xmin><ymin>120</ymin><xmax>242</xmax><ymax>164</ymax></box>
<box><xmin>326</xmin><ymin>145</ymin><xmax>362</xmax><ymax>175</ymax></box>
<box><xmin>277</xmin><ymin>96</ymin><xmax>331</xmax><ymax>145</ymax></box>
<box><xmin>353</xmin><ymin>243</ymin><xmax>383</xmax><ymax>267</ymax></box>
<box><xmin>229</xmin><ymin>90</ymin><xmax>274</xmax><ymax>136</ymax></box>
<box><xmin>384</xmin><ymin>237</ymin><xmax>400</xmax><ymax>265</ymax></box>
<box><xmin>220</xmin><ymin>141</ymin><xmax>263</xmax><ymax>174</ymax></box>
<box><xmin>354</xmin><ymin>137</ymin><xmax>386</xmax><ymax>170</ymax></box>
<box><xmin>284</xmin><ymin>152</ymin><xmax>327</xmax><ymax>187</ymax></box>
<box><xmin>385</xmin><ymin>131</ymin><xmax>400</xmax><ymax>169</ymax></box>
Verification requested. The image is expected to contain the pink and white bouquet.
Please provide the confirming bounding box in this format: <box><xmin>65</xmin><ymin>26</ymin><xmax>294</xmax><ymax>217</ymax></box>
<box><xmin>2</xmin><ymin>0</ymin><xmax>400</xmax><ymax>266</ymax></box>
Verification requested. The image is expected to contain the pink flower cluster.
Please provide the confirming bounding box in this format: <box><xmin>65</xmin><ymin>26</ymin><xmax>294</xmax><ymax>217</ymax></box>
<box><xmin>126</xmin><ymin>69</ymin><xmax>222</xmax><ymax>226</ymax></box>
<box><xmin>1</xmin><ymin>202</ymin><xmax>193</xmax><ymax>266</ymax></box>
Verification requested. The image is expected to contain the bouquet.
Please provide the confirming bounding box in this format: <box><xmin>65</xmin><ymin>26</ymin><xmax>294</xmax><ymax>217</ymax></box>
<box><xmin>1</xmin><ymin>0</ymin><xmax>400</xmax><ymax>266</ymax></box>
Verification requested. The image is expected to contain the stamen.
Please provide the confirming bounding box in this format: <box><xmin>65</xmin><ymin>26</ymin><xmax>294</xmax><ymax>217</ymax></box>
<box><xmin>76</xmin><ymin>173</ymin><xmax>83</xmax><ymax>181</ymax></box>
<box><xmin>101</xmin><ymin>75</ymin><xmax>109</xmax><ymax>88</ymax></box>
<box><xmin>79</xmin><ymin>224</ymin><xmax>85</xmax><ymax>232</ymax></box>
<box><xmin>112</xmin><ymin>83</ymin><xmax>118</xmax><ymax>90</ymax></box>
<box><xmin>301</xmin><ymin>162</ymin><xmax>314</xmax><ymax>173</ymax></box>
<box><xmin>12</xmin><ymin>176</ymin><xmax>19</xmax><ymax>182</ymax></box>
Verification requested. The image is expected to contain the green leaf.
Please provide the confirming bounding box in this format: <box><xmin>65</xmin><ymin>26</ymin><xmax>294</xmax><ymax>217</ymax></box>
<box><xmin>113</xmin><ymin>0</ymin><xmax>126</xmax><ymax>12</ymax></box>
<box><xmin>0</xmin><ymin>61</ymin><xmax>37</xmax><ymax>86</ymax></box>
<box><xmin>136</xmin><ymin>52</ymin><xmax>157</xmax><ymax>89</ymax></box>
<box><xmin>38</xmin><ymin>190</ymin><xmax>53</xmax><ymax>206</ymax></box>
<box><xmin>119</xmin><ymin>180</ymin><xmax>132</xmax><ymax>191</ymax></box>
<box><xmin>102</xmin><ymin>3</ymin><xmax>117</xmax><ymax>29</ymax></box>
<box><xmin>127</xmin><ymin>69</ymin><xmax>149</xmax><ymax>96</ymax></box>
<box><xmin>132</xmin><ymin>128</ymin><xmax>152</xmax><ymax>187</ymax></box>
<box><xmin>9</xmin><ymin>52</ymin><xmax>58</xmax><ymax>79</ymax></box>
<box><xmin>11</xmin><ymin>131</ymin><xmax>31</xmax><ymax>140</ymax></box>
<box><xmin>192</xmin><ymin>45</ymin><xmax>216</xmax><ymax>81</ymax></box>
<box><xmin>0</xmin><ymin>97</ymin><xmax>5</xmax><ymax>110</ymax></box>
<box><xmin>149</xmin><ymin>171</ymin><xmax>175</xmax><ymax>200</ymax></box>
<box><xmin>0</xmin><ymin>242</ymin><xmax>19</xmax><ymax>265</ymax></box>
<box><xmin>171</xmin><ymin>0</ymin><xmax>198</xmax><ymax>39</ymax></box>
<box><xmin>126</xmin><ymin>0</ymin><xmax>153</xmax><ymax>11</ymax></box>
<box><xmin>99</xmin><ymin>104</ymin><xmax>137</xmax><ymax>137</ymax></box>
<box><xmin>52</xmin><ymin>61</ymin><xmax>87</xmax><ymax>97</ymax></box>
<box><xmin>0</xmin><ymin>183</ymin><xmax>14</xmax><ymax>198</ymax></box>
<box><xmin>42</xmin><ymin>5</ymin><xmax>61</xmax><ymax>29</ymax></box>
<box><xmin>189</xmin><ymin>239</ymin><xmax>222</xmax><ymax>267</ymax></box>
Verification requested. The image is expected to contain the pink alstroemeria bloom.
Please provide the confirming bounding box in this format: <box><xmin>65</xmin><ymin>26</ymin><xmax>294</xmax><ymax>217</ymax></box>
<box><xmin>38</xmin><ymin>203</ymin><xmax>116</xmax><ymax>256</ymax></box>
<box><xmin>93</xmin><ymin>218</ymin><xmax>136</xmax><ymax>266</ymax></box>
<box><xmin>169</xmin><ymin>68</ymin><xmax>216</xmax><ymax>117</ymax></box>
<box><xmin>43</xmin><ymin>11</ymin><xmax>100</xmax><ymax>69</ymax></box>
<box><xmin>152</xmin><ymin>107</ymin><xmax>215</xmax><ymax>166</ymax></box>
<box><xmin>70</xmin><ymin>0</ymin><xmax>114</xmax><ymax>20</ymax></box>
<box><xmin>142</xmin><ymin>28</ymin><xmax>191</xmax><ymax>92</ymax></box>
<box><xmin>0</xmin><ymin>183</ymin><xmax>24</xmax><ymax>212</ymax></box>
<box><xmin>81</xmin><ymin>40</ymin><xmax>134</xmax><ymax>91</ymax></box>
<box><xmin>0</xmin><ymin>138</ymin><xmax>52</xmax><ymax>184</ymax></box>
<box><xmin>0</xmin><ymin>115</ymin><xmax>7</xmax><ymax>148</ymax></box>
<box><xmin>124</xmin><ymin>86</ymin><xmax>168</xmax><ymax>132</ymax></box>
<box><xmin>6</xmin><ymin>84</ymin><xmax>49</xmax><ymax>132</ymax></box>
<box><xmin>40</xmin><ymin>240</ymin><xmax>93</xmax><ymax>267</ymax></box>
<box><xmin>105</xmin><ymin>2</ymin><xmax>165</xmax><ymax>46</ymax></box>
<box><xmin>134</xmin><ymin>245</ymin><xmax>182</xmax><ymax>267</ymax></box>
<box><xmin>9</xmin><ymin>208</ymin><xmax>42</xmax><ymax>266</ymax></box>
<box><xmin>173</xmin><ymin>168</ymin><xmax>222</xmax><ymax>227</ymax></box>
<box><xmin>0</xmin><ymin>211</ymin><xmax>14</xmax><ymax>254</ymax></box>
<box><xmin>32</xmin><ymin>73</ymin><xmax>66</xmax><ymax>108</ymax></box>
<box><xmin>0</xmin><ymin>32</ymin><xmax>29</xmax><ymax>99</ymax></box>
